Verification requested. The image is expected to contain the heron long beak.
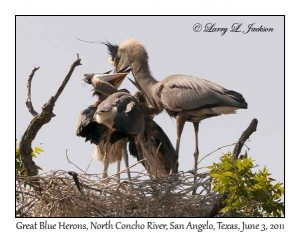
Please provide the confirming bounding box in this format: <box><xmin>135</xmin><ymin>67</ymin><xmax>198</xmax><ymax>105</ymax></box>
<box><xmin>103</xmin><ymin>73</ymin><xmax>129</xmax><ymax>88</ymax></box>
<box><xmin>103</xmin><ymin>66</ymin><xmax>131</xmax><ymax>87</ymax></box>
<box><xmin>116</xmin><ymin>65</ymin><xmax>131</xmax><ymax>74</ymax></box>
<box><xmin>84</xmin><ymin>66</ymin><xmax>131</xmax><ymax>88</ymax></box>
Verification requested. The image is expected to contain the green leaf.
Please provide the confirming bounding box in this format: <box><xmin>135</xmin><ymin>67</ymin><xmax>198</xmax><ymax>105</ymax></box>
<box><xmin>222</xmin><ymin>171</ymin><xmax>236</xmax><ymax>179</ymax></box>
<box><xmin>34</xmin><ymin>146</ymin><xmax>44</xmax><ymax>154</ymax></box>
<box><xmin>251</xmin><ymin>184</ymin><xmax>262</xmax><ymax>190</ymax></box>
<box><xmin>207</xmin><ymin>152</ymin><xmax>284</xmax><ymax>217</ymax></box>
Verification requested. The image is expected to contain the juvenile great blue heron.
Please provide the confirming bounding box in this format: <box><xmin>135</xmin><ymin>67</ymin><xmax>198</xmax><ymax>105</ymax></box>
<box><xmin>129</xmin><ymin>91</ymin><xmax>178</xmax><ymax>176</ymax></box>
<box><xmin>78</xmin><ymin>68</ymin><xmax>177</xmax><ymax>180</ymax></box>
<box><xmin>94</xmin><ymin>87</ymin><xmax>178</xmax><ymax>177</ymax></box>
<box><xmin>104</xmin><ymin>39</ymin><xmax>248</xmax><ymax>179</ymax></box>
<box><xmin>76</xmin><ymin>69</ymin><xmax>131</xmax><ymax>182</ymax></box>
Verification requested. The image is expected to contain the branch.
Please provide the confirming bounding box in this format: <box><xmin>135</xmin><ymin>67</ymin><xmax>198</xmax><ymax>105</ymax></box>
<box><xmin>53</xmin><ymin>53</ymin><xmax>82</xmax><ymax>101</ymax></box>
<box><xmin>233</xmin><ymin>118</ymin><xmax>258</xmax><ymax>159</ymax></box>
<box><xmin>19</xmin><ymin>55</ymin><xmax>82</xmax><ymax>177</ymax></box>
<box><xmin>26</xmin><ymin>67</ymin><xmax>40</xmax><ymax>116</ymax></box>
<box><xmin>65</xmin><ymin>149</ymin><xmax>85</xmax><ymax>173</ymax></box>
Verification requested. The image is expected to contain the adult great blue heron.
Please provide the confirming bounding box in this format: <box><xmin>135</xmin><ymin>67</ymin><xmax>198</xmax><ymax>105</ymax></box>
<box><xmin>104</xmin><ymin>39</ymin><xmax>248</xmax><ymax>179</ymax></box>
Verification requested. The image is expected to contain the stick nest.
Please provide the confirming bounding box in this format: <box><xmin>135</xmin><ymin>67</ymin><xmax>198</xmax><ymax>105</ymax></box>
<box><xmin>16</xmin><ymin>169</ymin><xmax>221</xmax><ymax>217</ymax></box>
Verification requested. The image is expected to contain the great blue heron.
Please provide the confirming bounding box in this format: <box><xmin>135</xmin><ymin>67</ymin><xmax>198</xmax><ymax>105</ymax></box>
<box><xmin>129</xmin><ymin>91</ymin><xmax>178</xmax><ymax>176</ymax></box>
<box><xmin>76</xmin><ymin>69</ymin><xmax>131</xmax><ymax>182</ymax></box>
<box><xmin>78</xmin><ymin>68</ymin><xmax>177</xmax><ymax>181</ymax></box>
<box><xmin>103</xmin><ymin>39</ymin><xmax>248</xmax><ymax>183</ymax></box>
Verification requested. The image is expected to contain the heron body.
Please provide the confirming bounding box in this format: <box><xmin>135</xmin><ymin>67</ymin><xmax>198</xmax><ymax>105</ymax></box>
<box><xmin>94</xmin><ymin>90</ymin><xmax>178</xmax><ymax>177</ymax></box>
<box><xmin>95</xmin><ymin>91</ymin><xmax>145</xmax><ymax>137</ymax></box>
<box><xmin>129</xmin><ymin>117</ymin><xmax>178</xmax><ymax>176</ymax></box>
<box><xmin>90</xmin><ymin>76</ymin><xmax>178</xmax><ymax>177</ymax></box>
<box><xmin>76</xmin><ymin>71</ymin><xmax>130</xmax><ymax>181</ymax></box>
<box><xmin>126</xmin><ymin>91</ymin><xmax>178</xmax><ymax>176</ymax></box>
<box><xmin>104</xmin><ymin>39</ymin><xmax>248</xmax><ymax>188</ymax></box>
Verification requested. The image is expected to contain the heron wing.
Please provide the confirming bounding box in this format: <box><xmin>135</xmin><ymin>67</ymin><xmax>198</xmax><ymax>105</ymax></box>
<box><xmin>76</xmin><ymin>105</ymin><xmax>107</xmax><ymax>145</ymax></box>
<box><xmin>98</xmin><ymin>92</ymin><xmax>133</xmax><ymax>112</ymax></box>
<box><xmin>97</xmin><ymin>92</ymin><xmax>145</xmax><ymax>135</ymax></box>
<box><xmin>113</xmin><ymin>102</ymin><xmax>145</xmax><ymax>135</ymax></box>
<box><xmin>146</xmin><ymin>119</ymin><xmax>177</xmax><ymax>173</ymax></box>
<box><xmin>160</xmin><ymin>74</ymin><xmax>248</xmax><ymax>111</ymax></box>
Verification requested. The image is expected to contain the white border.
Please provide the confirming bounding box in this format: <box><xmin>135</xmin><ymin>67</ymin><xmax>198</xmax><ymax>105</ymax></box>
<box><xmin>2</xmin><ymin>0</ymin><xmax>299</xmax><ymax>232</ymax></box>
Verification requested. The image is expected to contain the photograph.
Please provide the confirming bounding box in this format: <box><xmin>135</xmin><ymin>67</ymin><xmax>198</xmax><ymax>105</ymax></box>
<box><xmin>16</xmin><ymin>15</ymin><xmax>284</xmax><ymax>218</ymax></box>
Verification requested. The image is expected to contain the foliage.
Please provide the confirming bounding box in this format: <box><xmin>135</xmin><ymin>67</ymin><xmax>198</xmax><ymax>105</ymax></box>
<box><xmin>16</xmin><ymin>140</ymin><xmax>44</xmax><ymax>177</ymax></box>
<box><xmin>207</xmin><ymin>152</ymin><xmax>284</xmax><ymax>217</ymax></box>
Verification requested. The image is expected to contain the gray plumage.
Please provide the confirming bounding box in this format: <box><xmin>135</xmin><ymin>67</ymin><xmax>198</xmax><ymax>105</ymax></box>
<box><xmin>104</xmin><ymin>39</ymin><xmax>247</xmax><ymax>191</ymax></box>
<box><xmin>76</xmin><ymin>71</ymin><xmax>130</xmax><ymax>181</ymax></box>
<box><xmin>95</xmin><ymin>92</ymin><xmax>145</xmax><ymax>136</ymax></box>
<box><xmin>130</xmin><ymin>117</ymin><xmax>178</xmax><ymax>176</ymax></box>
<box><xmin>95</xmin><ymin>89</ymin><xmax>178</xmax><ymax>177</ymax></box>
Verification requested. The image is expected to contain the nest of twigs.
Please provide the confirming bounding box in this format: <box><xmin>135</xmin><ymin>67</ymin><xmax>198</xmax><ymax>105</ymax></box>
<box><xmin>16</xmin><ymin>168</ymin><xmax>221</xmax><ymax>217</ymax></box>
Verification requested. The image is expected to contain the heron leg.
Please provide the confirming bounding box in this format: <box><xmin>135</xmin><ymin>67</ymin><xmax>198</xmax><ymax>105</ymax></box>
<box><xmin>172</xmin><ymin>113</ymin><xmax>187</xmax><ymax>173</ymax></box>
<box><xmin>102</xmin><ymin>143</ymin><xmax>110</xmax><ymax>182</ymax></box>
<box><xmin>192</xmin><ymin>122</ymin><xmax>199</xmax><ymax>195</ymax></box>
<box><xmin>122</xmin><ymin>144</ymin><xmax>132</xmax><ymax>181</ymax></box>
<box><xmin>102</xmin><ymin>154</ymin><xmax>109</xmax><ymax>179</ymax></box>
<box><xmin>116</xmin><ymin>159</ymin><xmax>121</xmax><ymax>183</ymax></box>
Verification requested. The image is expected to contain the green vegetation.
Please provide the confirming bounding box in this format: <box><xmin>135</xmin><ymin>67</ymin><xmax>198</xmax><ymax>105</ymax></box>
<box><xmin>207</xmin><ymin>153</ymin><xmax>284</xmax><ymax>217</ymax></box>
<box><xmin>16</xmin><ymin>141</ymin><xmax>44</xmax><ymax>176</ymax></box>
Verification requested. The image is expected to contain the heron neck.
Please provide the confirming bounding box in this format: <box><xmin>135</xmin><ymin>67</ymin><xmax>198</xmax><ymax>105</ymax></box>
<box><xmin>131</xmin><ymin>59</ymin><xmax>164</xmax><ymax>112</ymax></box>
<box><xmin>131</xmin><ymin>59</ymin><xmax>157</xmax><ymax>95</ymax></box>
<box><xmin>131</xmin><ymin>59</ymin><xmax>157</xmax><ymax>87</ymax></box>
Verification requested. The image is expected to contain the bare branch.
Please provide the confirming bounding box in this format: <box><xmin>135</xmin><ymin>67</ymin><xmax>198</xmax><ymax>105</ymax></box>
<box><xmin>53</xmin><ymin>56</ymin><xmax>81</xmax><ymax>101</ymax></box>
<box><xmin>233</xmin><ymin>118</ymin><xmax>258</xmax><ymax>158</ymax></box>
<box><xmin>19</xmin><ymin>55</ymin><xmax>82</xmax><ymax>177</ymax></box>
<box><xmin>26</xmin><ymin>67</ymin><xmax>40</xmax><ymax>116</ymax></box>
<box><xmin>198</xmin><ymin>141</ymin><xmax>243</xmax><ymax>166</ymax></box>
<box><xmin>65</xmin><ymin>149</ymin><xmax>85</xmax><ymax>173</ymax></box>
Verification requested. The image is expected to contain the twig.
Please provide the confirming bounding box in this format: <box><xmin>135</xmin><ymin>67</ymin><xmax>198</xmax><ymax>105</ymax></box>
<box><xmin>66</xmin><ymin>149</ymin><xmax>85</xmax><ymax>173</ymax></box>
<box><xmin>198</xmin><ymin>142</ymin><xmax>235</xmax><ymax>165</ymax></box>
<box><xmin>103</xmin><ymin>159</ymin><xmax>147</xmax><ymax>182</ymax></box>
<box><xmin>85</xmin><ymin>158</ymin><xmax>93</xmax><ymax>174</ymax></box>
<box><xmin>233</xmin><ymin>118</ymin><xmax>258</xmax><ymax>158</ymax></box>
<box><xmin>26</xmin><ymin>67</ymin><xmax>40</xmax><ymax>116</ymax></box>
<box><xmin>19</xmin><ymin>54</ymin><xmax>82</xmax><ymax>177</ymax></box>
<box><xmin>53</xmin><ymin>54</ymin><xmax>82</xmax><ymax>101</ymax></box>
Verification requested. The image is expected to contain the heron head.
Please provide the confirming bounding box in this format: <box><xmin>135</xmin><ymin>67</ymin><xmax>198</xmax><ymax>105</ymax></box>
<box><xmin>84</xmin><ymin>67</ymin><xmax>130</xmax><ymax>89</ymax></box>
<box><xmin>103</xmin><ymin>39</ymin><xmax>148</xmax><ymax>72</ymax></box>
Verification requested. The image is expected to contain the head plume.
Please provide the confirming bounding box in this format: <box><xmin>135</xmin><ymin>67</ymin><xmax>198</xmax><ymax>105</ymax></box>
<box><xmin>102</xmin><ymin>41</ymin><xmax>119</xmax><ymax>61</ymax></box>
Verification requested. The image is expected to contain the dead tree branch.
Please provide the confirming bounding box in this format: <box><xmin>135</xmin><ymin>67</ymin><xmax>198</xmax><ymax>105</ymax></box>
<box><xmin>53</xmin><ymin>53</ymin><xmax>81</xmax><ymax>102</ymax></box>
<box><xmin>19</xmin><ymin>55</ymin><xmax>82</xmax><ymax>176</ymax></box>
<box><xmin>26</xmin><ymin>67</ymin><xmax>40</xmax><ymax>116</ymax></box>
<box><xmin>233</xmin><ymin>118</ymin><xmax>258</xmax><ymax>159</ymax></box>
